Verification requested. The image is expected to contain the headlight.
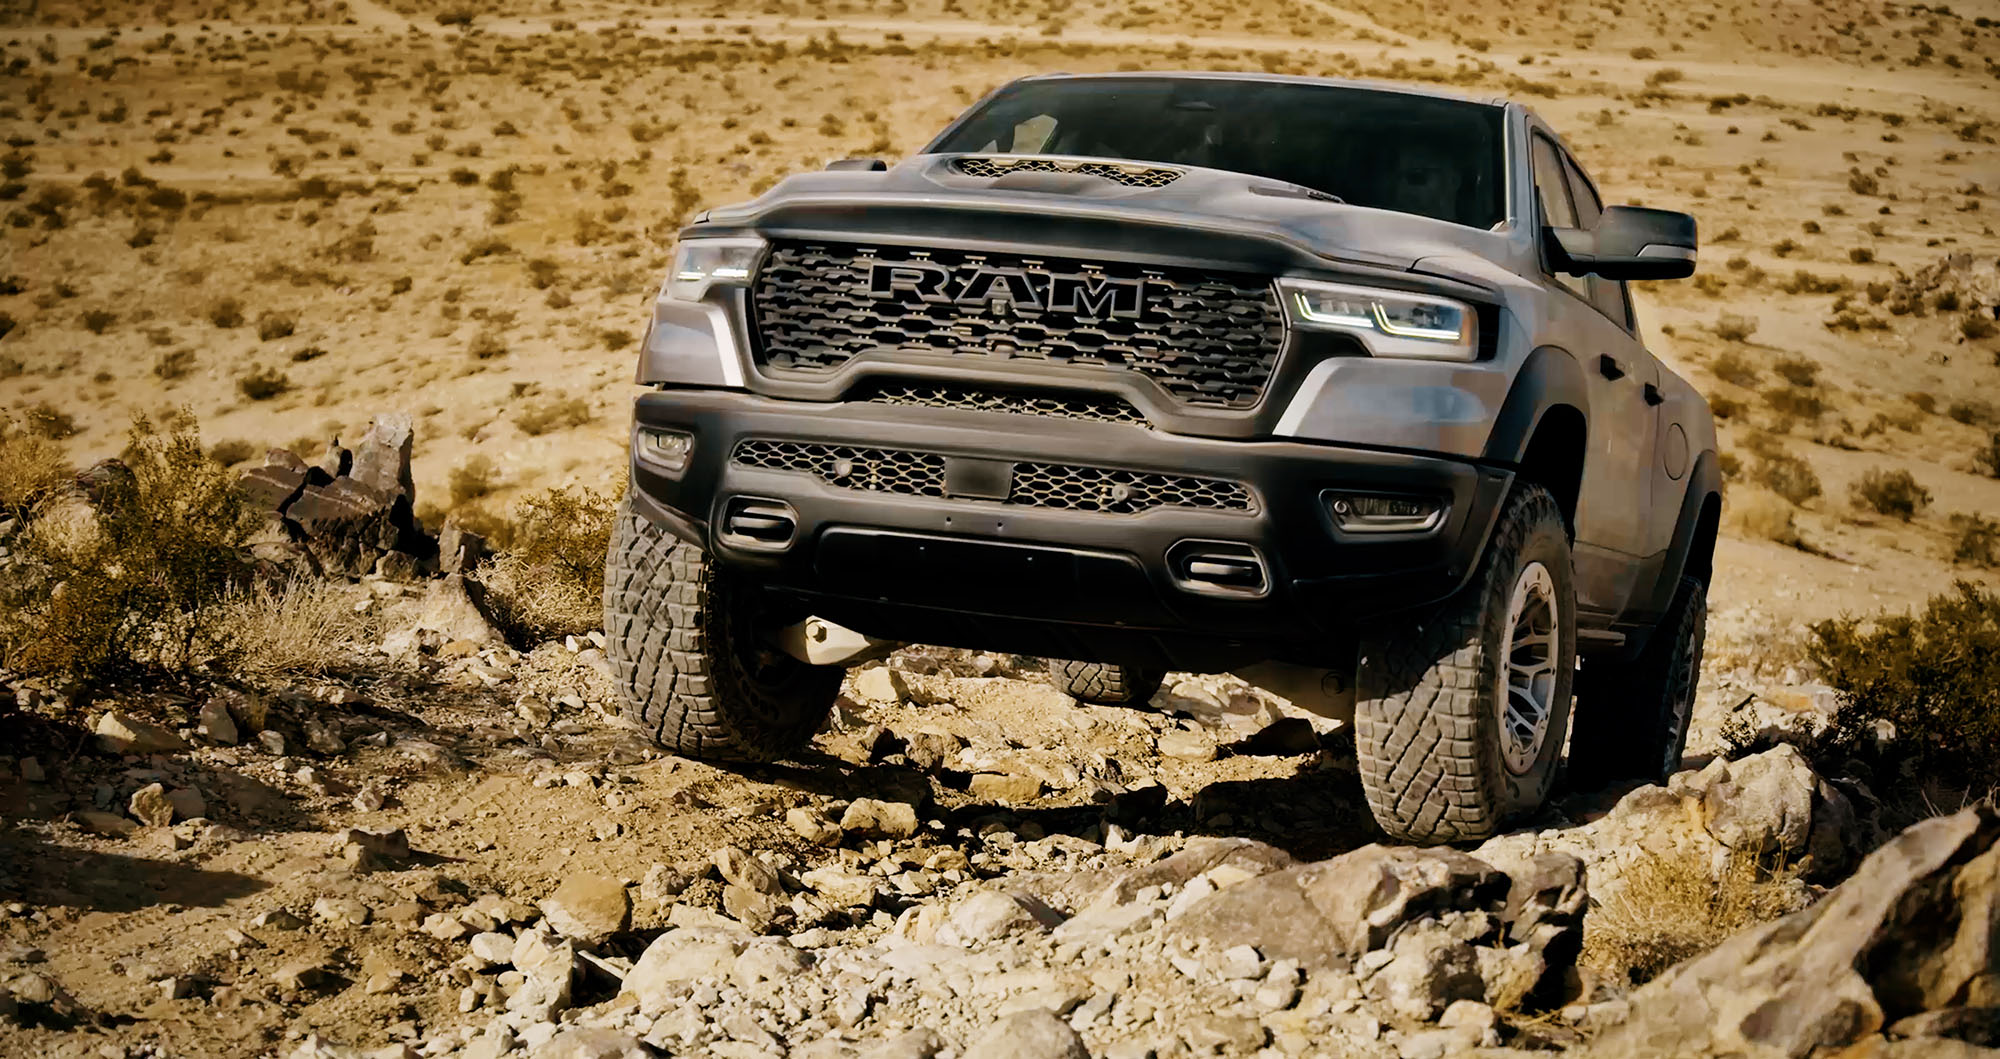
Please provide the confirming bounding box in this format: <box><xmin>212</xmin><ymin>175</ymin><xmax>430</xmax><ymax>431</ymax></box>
<box><xmin>665</xmin><ymin>238</ymin><xmax>764</xmax><ymax>301</ymax></box>
<box><xmin>1280</xmin><ymin>279</ymin><xmax>1479</xmax><ymax>361</ymax></box>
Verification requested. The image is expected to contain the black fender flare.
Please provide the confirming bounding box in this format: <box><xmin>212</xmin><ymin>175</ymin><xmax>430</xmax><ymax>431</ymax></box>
<box><xmin>1480</xmin><ymin>345</ymin><xmax>1590</xmax><ymax>466</ymax></box>
<box><xmin>1618</xmin><ymin>448</ymin><xmax>1722</xmax><ymax>656</ymax></box>
<box><xmin>1654</xmin><ymin>448</ymin><xmax>1723</xmax><ymax>603</ymax></box>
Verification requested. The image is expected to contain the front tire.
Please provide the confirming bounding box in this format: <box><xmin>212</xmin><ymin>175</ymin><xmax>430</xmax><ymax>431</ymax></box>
<box><xmin>1566</xmin><ymin>576</ymin><xmax>1707</xmax><ymax>791</ymax></box>
<box><xmin>1049</xmin><ymin>660</ymin><xmax>1165</xmax><ymax>706</ymax></box>
<box><xmin>603</xmin><ymin>499</ymin><xmax>842</xmax><ymax>762</ymax></box>
<box><xmin>1355</xmin><ymin>483</ymin><xmax>1577</xmax><ymax>844</ymax></box>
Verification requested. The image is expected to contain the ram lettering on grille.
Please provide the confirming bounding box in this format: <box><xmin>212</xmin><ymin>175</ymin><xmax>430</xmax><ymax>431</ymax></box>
<box><xmin>751</xmin><ymin>243</ymin><xmax>1284</xmax><ymax>409</ymax></box>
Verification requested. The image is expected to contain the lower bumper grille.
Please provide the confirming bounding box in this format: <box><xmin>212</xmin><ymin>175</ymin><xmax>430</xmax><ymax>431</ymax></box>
<box><xmin>859</xmin><ymin>383</ymin><xmax>1149</xmax><ymax>427</ymax></box>
<box><xmin>730</xmin><ymin>440</ymin><xmax>1254</xmax><ymax>515</ymax></box>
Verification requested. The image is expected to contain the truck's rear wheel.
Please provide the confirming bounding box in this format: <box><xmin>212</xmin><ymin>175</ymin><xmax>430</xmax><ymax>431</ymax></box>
<box><xmin>1566</xmin><ymin>575</ymin><xmax>1707</xmax><ymax>791</ymax></box>
<box><xmin>603</xmin><ymin>499</ymin><xmax>841</xmax><ymax>761</ymax></box>
<box><xmin>1355</xmin><ymin>483</ymin><xmax>1576</xmax><ymax>844</ymax></box>
<box><xmin>1050</xmin><ymin>660</ymin><xmax>1164</xmax><ymax>706</ymax></box>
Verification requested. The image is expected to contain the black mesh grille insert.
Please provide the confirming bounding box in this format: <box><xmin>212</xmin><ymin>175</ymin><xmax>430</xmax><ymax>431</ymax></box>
<box><xmin>1010</xmin><ymin>464</ymin><xmax>1253</xmax><ymax>513</ymax></box>
<box><xmin>732</xmin><ymin>440</ymin><xmax>945</xmax><ymax>497</ymax></box>
<box><xmin>951</xmin><ymin>156</ymin><xmax>1183</xmax><ymax>188</ymax></box>
<box><xmin>731</xmin><ymin>440</ymin><xmax>1253</xmax><ymax>514</ymax></box>
<box><xmin>859</xmin><ymin>383</ymin><xmax>1150</xmax><ymax>426</ymax></box>
<box><xmin>750</xmin><ymin>242</ymin><xmax>1284</xmax><ymax>409</ymax></box>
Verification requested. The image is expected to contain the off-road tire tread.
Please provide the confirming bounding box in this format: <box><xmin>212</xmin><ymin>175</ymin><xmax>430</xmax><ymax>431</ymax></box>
<box><xmin>1567</xmin><ymin>576</ymin><xmax>1707</xmax><ymax>790</ymax></box>
<box><xmin>603</xmin><ymin>500</ymin><xmax>838</xmax><ymax>762</ymax></box>
<box><xmin>1051</xmin><ymin>660</ymin><xmax>1165</xmax><ymax>705</ymax></box>
<box><xmin>1355</xmin><ymin>484</ymin><xmax>1568</xmax><ymax>844</ymax></box>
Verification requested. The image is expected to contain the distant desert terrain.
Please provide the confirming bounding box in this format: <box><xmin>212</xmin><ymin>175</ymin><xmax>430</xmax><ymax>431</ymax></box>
<box><xmin>2</xmin><ymin>0</ymin><xmax>1998</xmax><ymax>660</ymax></box>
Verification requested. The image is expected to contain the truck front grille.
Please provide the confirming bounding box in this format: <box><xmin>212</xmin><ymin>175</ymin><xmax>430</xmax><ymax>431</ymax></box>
<box><xmin>731</xmin><ymin>440</ymin><xmax>1254</xmax><ymax>515</ymax></box>
<box><xmin>859</xmin><ymin>383</ymin><xmax>1150</xmax><ymax>427</ymax></box>
<box><xmin>750</xmin><ymin>242</ymin><xmax>1284</xmax><ymax>409</ymax></box>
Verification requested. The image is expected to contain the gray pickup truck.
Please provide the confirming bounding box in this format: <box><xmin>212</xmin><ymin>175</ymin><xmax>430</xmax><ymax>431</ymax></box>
<box><xmin>605</xmin><ymin>72</ymin><xmax>1719</xmax><ymax>844</ymax></box>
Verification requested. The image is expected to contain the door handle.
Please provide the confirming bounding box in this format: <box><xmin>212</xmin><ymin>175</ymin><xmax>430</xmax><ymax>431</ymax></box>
<box><xmin>1643</xmin><ymin>383</ymin><xmax>1664</xmax><ymax>406</ymax></box>
<box><xmin>1598</xmin><ymin>354</ymin><xmax>1625</xmax><ymax>380</ymax></box>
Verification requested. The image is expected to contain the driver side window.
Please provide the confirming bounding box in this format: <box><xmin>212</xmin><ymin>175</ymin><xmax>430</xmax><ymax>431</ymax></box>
<box><xmin>1529</xmin><ymin>136</ymin><xmax>1590</xmax><ymax>301</ymax></box>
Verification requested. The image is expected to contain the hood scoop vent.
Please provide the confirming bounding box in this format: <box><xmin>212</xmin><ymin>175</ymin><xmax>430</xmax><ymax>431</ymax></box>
<box><xmin>951</xmin><ymin>156</ymin><xmax>1183</xmax><ymax>190</ymax></box>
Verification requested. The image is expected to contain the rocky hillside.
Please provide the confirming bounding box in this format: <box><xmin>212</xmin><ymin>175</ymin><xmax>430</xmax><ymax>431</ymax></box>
<box><xmin>0</xmin><ymin>423</ymin><xmax>1994</xmax><ymax>1059</ymax></box>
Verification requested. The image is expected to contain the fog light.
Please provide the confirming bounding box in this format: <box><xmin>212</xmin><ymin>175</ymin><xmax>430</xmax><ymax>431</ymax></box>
<box><xmin>638</xmin><ymin>429</ymin><xmax>693</xmax><ymax>472</ymax></box>
<box><xmin>1325</xmin><ymin>492</ymin><xmax>1445</xmax><ymax>534</ymax></box>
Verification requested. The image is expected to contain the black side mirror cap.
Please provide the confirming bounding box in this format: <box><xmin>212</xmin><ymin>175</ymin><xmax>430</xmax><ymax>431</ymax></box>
<box><xmin>1549</xmin><ymin>205</ymin><xmax>1698</xmax><ymax>281</ymax></box>
<box><xmin>825</xmin><ymin>158</ymin><xmax>889</xmax><ymax>172</ymax></box>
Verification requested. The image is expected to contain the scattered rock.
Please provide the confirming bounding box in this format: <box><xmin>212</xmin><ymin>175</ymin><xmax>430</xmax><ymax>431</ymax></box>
<box><xmin>941</xmin><ymin>890</ymin><xmax>1060</xmax><ymax>946</ymax></box>
<box><xmin>312</xmin><ymin>896</ymin><xmax>371</xmax><ymax>927</ymax></box>
<box><xmin>540</xmin><ymin>874</ymin><xmax>629</xmax><ymax>945</ymax></box>
<box><xmin>853</xmin><ymin>667</ymin><xmax>908</xmax><ymax>705</ymax></box>
<box><xmin>198</xmin><ymin>699</ymin><xmax>240</xmax><ymax>745</ymax></box>
<box><xmin>1584</xmin><ymin>803</ymin><xmax>2000</xmax><ymax>1058</ymax></box>
<box><xmin>128</xmin><ymin>783</ymin><xmax>174</xmax><ymax>828</ymax></box>
<box><xmin>786</xmin><ymin>807</ymin><xmax>843</xmax><ymax>846</ymax></box>
<box><xmin>714</xmin><ymin>845</ymin><xmax>783</xmax><ymax>896</ymax></box>
<box><xmin>525</xmin><ymin>1027</ymin><xmax>650</xmax><ymax>1059</ymax></box>
<box><xmin>73</xmin><ymin>810</ymin><xmax>138</xmax><ymax>838</ymax></box>
<box><xmin>165</xmin><ymin>787</ymin><xmax>206</xmax><ymax>822</ymax></box>
<box><xmin>963</xmin><ymin>1009</ymin><xmax>1088</xmax><ymax>1059</ymax></box>
<box><xmin>968</xmin><ymin>772</ymin><xmax>1044</xmax><ymax>803</ymax></box>
<box><xmin>95</xmin><ymin>712</ymin><xmax>187</xmax><ymax>755</ymax></box>
<box><xmin>841</xmin><ymin>798</ymin><xmax>920</xmax><ymax>841</ymax></box>
<box><xmin>1241</xmin><ymin>717</ymin><xmax>1319</xmax><ymax>756</ymax></box>
<box><xmin>1156</xmin><ymin>728</ymin><xmax>1217</xmax><ymax>762</ymax></box>
<box><xmin>334</xmin><ymin>827</ymin><xmax>412</xmax><ymax>872</ymax></box>
<box><xmin>17</xmin><ymin>756</ymin><xmax>43</xmax><ymax>783</ymax></box>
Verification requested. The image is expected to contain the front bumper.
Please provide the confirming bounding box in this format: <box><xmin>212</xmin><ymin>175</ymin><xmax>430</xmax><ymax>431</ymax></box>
<box><xmin>629</xmin><ymin>389</ymin><xmax>1510</xmax><ymax>669</ymax></box>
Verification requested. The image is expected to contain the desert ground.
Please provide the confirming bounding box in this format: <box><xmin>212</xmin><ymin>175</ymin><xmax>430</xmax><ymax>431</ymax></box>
<box><xmin>0</xmin><ymin>0</ymin><xmax>1998</xmax><ymax>1056</ymax></box>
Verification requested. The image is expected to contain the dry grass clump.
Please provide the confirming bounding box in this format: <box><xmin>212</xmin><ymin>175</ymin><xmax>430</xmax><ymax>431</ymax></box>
<box><xmin>476</xmin><ymin>485</ymin><xmax>618</xmax><ymax>643</ymax></box>
<box><xmin>237</xmin><ymin>365</ymin><xmax>291</xmax><ymax>401</ymax></box>
<box><xmin>513</xmin><ymin>396</ymin><xmax>592</xmax><ymax>437</ymax></box>
<box><xmin>1952</xmin><ymin>513</ymin><xmax>1999</xmax><ymax>568</ymax></box>
<box><xmin>1975</xmin><ymin>433</ymin><xmax>2000</xmax><ymax>478</ymax></box>
<box><xmin>1849</xmin><ymin>467</ymin><xmax>1931</xmax><ymax>520</ymax></box>
<box><xmin>212</xmin><ymin>577</ymin><xmax>372</xmax><ymax>677</ymax></box>
<box><xmin>1709</xmin><ymin>350</ymin><xmax>1759</xmax><ymax>387</ymax></box>
<box><xmin>1582</xmin><ymin>849</ymin><xmax>1808</xmax><ymax>987</ymax></box>
<box><xmin>1728</xmin><ymin>487</ymin><xmax>1802</xmax><ymax>546</ymax></box>
<box><xmin>0</xmin><ymin>422</ymin><xmax>73</xmax><ymax>516</ymax></box>
<box><xmin>1744</xmin><ymin>436</ymin><xmax>1821</xmax><ymax>506</ymax></box>
<box><xmin>449</xmin><ymin>454</ymin><xmax>499</xmax><ymax>505</ymax></box>
<box><xmin>1715</xmin><ymin>313</ymin><xmax>1759</xmax><ymax>341</ymax></box>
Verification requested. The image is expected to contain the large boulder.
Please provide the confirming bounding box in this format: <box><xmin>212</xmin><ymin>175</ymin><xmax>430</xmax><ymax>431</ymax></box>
<box><xmin>1674</xmin><ymin>745</ymin><xmax>1875</xmax><ymax>879</ymax></box>
<box><xmin>1582</xmin><ymin>803</ymin><xmax>2000</xmax><ymax>1057</ymax></box>
<box><xmin>1169</xmin><ymin>844</ymin><xmax>1507</xmax><ymax>970</ymax></box>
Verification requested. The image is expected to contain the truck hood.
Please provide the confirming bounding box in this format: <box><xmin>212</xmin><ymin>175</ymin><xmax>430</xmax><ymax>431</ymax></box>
<box><xmin>694</xmin><ymin>154</ymin><xmax>1514</xmax><ymax>278</ymax></box>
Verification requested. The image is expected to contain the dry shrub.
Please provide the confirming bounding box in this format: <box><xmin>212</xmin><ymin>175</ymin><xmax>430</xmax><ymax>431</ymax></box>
<box><xmin>0</xmin><ymin>413</ymin><xmax>260</xmax><ymax>685</ymax></box>
<box><xmin>1728</xmin><ymin>487</ymin><xmax>1801</xmax><ymax>546</ymax></box>
<box><xmin>1976</xmin><ymin>432</ymin><xmax>2000</xmax><ymax>478</ymax></box>
<box><xmin>1709</xmin><ymin>350</ymin><xmax>1759</xmax><ymax>387</ymax></box>
<box><xmin>0</xmin><ymin>423</ymin><xmax>72</xmax><ymax>516</ymax></box>
<box><xmin>212</xmin><ymin>578</ymin><xmax>371</xmax><ymax>677</ymax></box>
<box><xmin>1583</xmin><ymin>849</ymin><xmax>1807</xmax><ymax>987</ymax></box>
<box><xmin>476</xmin><ymin>485</ymin><xmax>618</xmax><ymax>643</ymax></box>
<box><xmin>1952</xmin><ymin>513</ymin><xmax>2000</xmax><ymax>568</ymax></box>
<box><xmin>1808</xmin><ymin>582</ymin><xmax>2000</xmax><ymax>791</ymax></box>
<box><xmin>450</xmin><ymin>455</ymin><xmax>499</xmax><ymax>506</ymax></box>
<box><xmin>1746</xmin><ymin>441</ymin><xmax>1821</xmax><ymax>507</ymax></box>
<box><xmin>238</xmin><ymin>366</ymin><xmax>291</xmax><ymax>401</ymax></box>
<box><xmin>1849</xmin><ymin>468</ymin><xmax>1930</xmax><ymax>520</ymax></box>
<box><xmin>514</xmin><ymin>396</ymin><xmax>591</xmax><ymax>437</ymax></box>
<box><xmin>1715</xmin><ymin>313</ymin><xmax>1758</xmax><ymax>341</ymax></box>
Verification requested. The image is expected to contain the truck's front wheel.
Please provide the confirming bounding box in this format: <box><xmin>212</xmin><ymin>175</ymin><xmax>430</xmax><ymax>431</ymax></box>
<box><xmin>603</xmin><ymin>499</ymin><xmax>841</xmax><ymax>762</ymax></box>
<box><xmin>1354</xmin><ymin>483</ymin><xmax>1576</xmax><ymax>844</ymax></box>
<box><xmin>1049</xmin><ymin>660</ymin><xmax>1165</xmax><ymax>706</ymax></box>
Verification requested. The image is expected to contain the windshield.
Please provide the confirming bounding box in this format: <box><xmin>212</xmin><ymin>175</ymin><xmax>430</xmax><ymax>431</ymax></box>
<box><xmin>930</xmin><ymin>77</ymin><xmax>1508</xmax><ymax>230</ymax></box>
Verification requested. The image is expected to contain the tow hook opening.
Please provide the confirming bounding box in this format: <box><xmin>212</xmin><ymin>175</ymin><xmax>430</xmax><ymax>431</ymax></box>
<box><xmin>721</xmin><ymin>497</ymin><xmax>799</xmax><ymax>550</ymax></box>
<box><xmin>1168</xmin><ymin>540</ymin><xmax>1270</xmax><ymax>599</ymax></box>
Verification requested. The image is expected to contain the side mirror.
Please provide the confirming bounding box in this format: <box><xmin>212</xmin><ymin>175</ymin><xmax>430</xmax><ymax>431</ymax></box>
<box><xmin>1549</xmin><ymin>205</ymin><xmax>1697</xmax><ymax>281</ymax></box>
